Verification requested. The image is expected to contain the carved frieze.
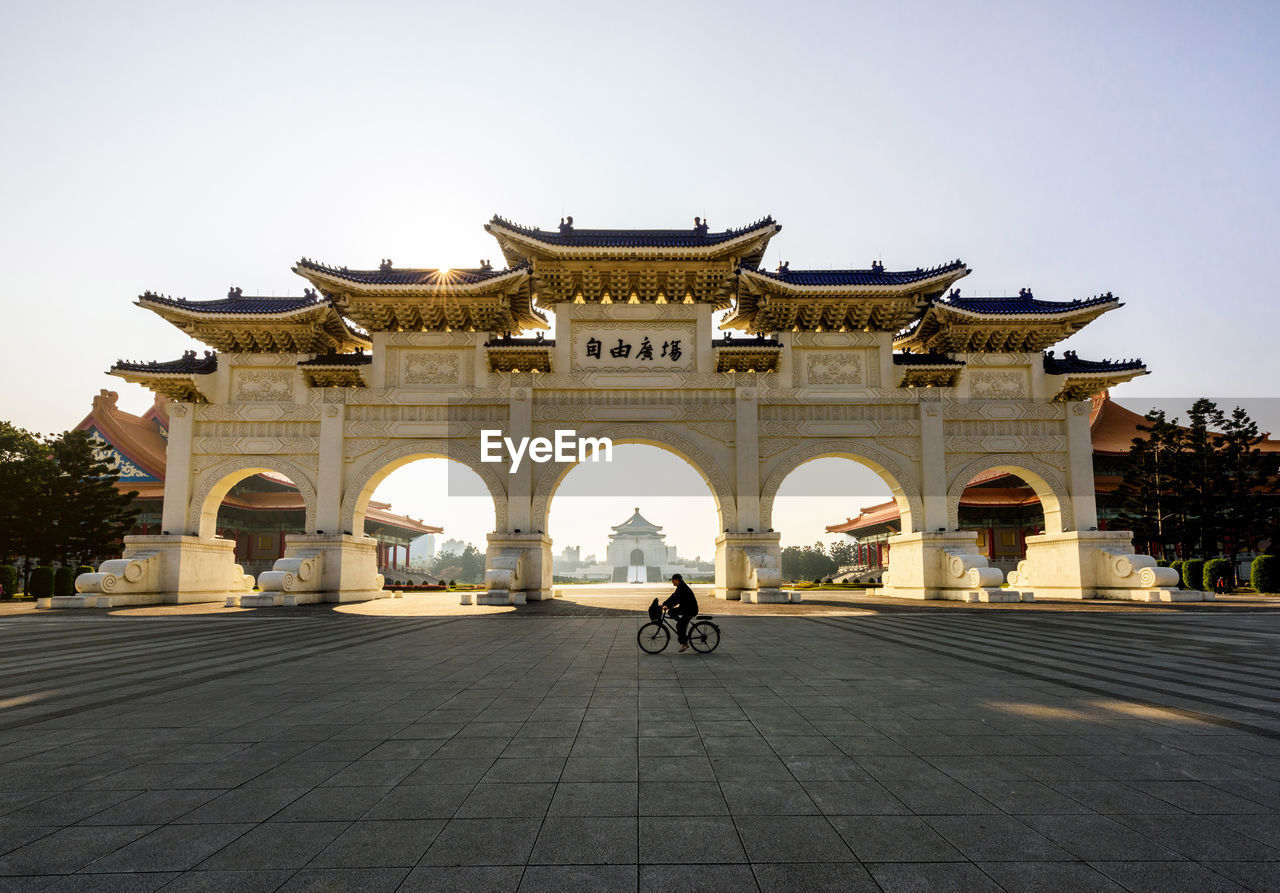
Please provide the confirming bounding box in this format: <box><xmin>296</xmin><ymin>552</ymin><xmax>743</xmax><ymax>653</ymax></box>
<box><xmin>401</xmin><ymin>352</ymin><xmax>461</xmax><ymax>386</ymax></box>
<box><xmin>968</xmin><ymin>369</ymin><xmax>1028</xmax><ymax>399</ymax></box>
<box><xmin>233</xmin><ymin>370</ymin><xmax>294</xmax><ymax>402</ymax></box>
<box><xmin>804</xmin><ymin>352</ymin><xmax>865</xmax><ymax>386</ymax></box>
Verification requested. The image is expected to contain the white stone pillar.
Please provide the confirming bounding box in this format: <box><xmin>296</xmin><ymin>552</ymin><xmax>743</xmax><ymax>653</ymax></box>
<box><xmin>506</xmin><ymin>385</ymin><xmax>532</xmax><ymax>532</ymax></box>
<box><xmin>1065</xmin><ymin>401</ymin><xmax>1099</xmax><ymax>531</ymax></box>
<box><xmin>316</xmin><ymin>403</ymin><xmax>344</xmax><ymax>534</ymax></box>
<box><xmin>161</xmin><ymin>403</ymin><xmax>195</xmax><ymax>535</ymax></box>
<box><xmin>735</xmin><ymin>386</ymin><xmax>760</xmax><ymax>531</ymax></box>
<box><xmin>918</xmin><ymin>400</ymin><xmax>947</xmax><ymax>533</ymax></box>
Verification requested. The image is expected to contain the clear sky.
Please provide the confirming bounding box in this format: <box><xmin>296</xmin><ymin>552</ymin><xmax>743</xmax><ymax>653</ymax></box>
<box><xmin>2</xmin><ymin>1</ymin><xmax>1277</xmax><ymax>554</ymax></box>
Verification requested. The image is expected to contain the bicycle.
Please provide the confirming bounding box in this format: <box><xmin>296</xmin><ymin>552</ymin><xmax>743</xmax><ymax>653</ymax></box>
<box><xmin>637</xmin><ymin>604</ymin><xmax>720</xmax><ymax>654</ymax></box>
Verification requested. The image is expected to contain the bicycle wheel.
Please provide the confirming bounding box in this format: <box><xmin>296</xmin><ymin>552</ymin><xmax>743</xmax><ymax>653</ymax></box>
<box><xmin>637</xmin><ymin>622</ymin><xmax>670</xmax><ymax>654</ymax></box>
<box><xmin>688</xmin><ymin>621</ymin><xmax>720</xmax><ymax>653</ymax></box>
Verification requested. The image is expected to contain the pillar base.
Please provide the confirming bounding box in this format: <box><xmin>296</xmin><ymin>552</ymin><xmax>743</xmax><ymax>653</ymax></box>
<box><xmin>880</xmin><ymin>531</ymin><xmax>1006</xmax><ymax>601</ymax></box>
<box><xmin>1009</xmin><ymin>531</ymin><xmax>1197</xmax><ymax>601</ymax></box>
<box><xmin>715</xmin><ymin>532</ymin><xmax>781</xmax><ymax>603</ymax></box>
<box><xmin>484</xmin><ymin>533</ymin><xmax>552</xmax><ymax>606</ymax></box>
<box><xmin>69</xmin><ymin>535</ymin><xmax>254</xmax><ymax>607</ymax></box>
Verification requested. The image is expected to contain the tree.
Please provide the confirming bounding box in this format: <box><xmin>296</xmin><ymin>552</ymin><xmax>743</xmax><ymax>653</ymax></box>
<box><xmin>45</xmin><ymin>430</ymin><xmax>139</xmax><ymax>567</ymax></box>
<box><xmin>0</xmin><ymin>423</ymin><xmax>47</xmax><ymax>568</ymax></box>
<box><xmin>781</xmin><ymin>542</ymin><xmax>838</xmax><ymax>581</ymax></box>
<box><xmin>459</xmin><ymin>545</ymin><xmax>485</xmax><ymax>584</ymax></box>
<box><xmin>827</xmin><ymin>539</ymin><xmax>857</xmax><ymax>568</ymax></box>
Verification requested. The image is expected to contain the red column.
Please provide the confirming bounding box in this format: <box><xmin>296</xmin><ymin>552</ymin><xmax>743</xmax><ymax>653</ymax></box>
<box><xmin>987</xmin><ymin>526</ymin><xmax>995</xmax><ymax>559</ymax></box>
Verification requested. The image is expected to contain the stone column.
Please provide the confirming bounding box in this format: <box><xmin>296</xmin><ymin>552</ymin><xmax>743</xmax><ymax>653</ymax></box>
<box><xmin>1065</xmin><ymin>401</ymin><xmax>1099</xmax><ymax>531</ymax></box>
<box><xmin>734</xmin><ymin>385</ymin><xmax>761</xmax><ymax>531</ymax></box>
<box><xmin>316</xmin><ymin>403</ymin><xmax>344</xmax><ymax>534</ymax></box>
<box><xmin>918</xmin><ymin>399</ymin><xmax>948</xmax><ymax>533</ymax></box>
<box><xmin>161</xmin><ymin>403</ymin><xmax>195</xmax><ymax>535</ymax></box>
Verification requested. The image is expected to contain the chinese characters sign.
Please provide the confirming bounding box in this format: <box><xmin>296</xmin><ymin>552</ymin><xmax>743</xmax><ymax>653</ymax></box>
<box><xmin>572</xmin><ymin>326</ymin><xmax>695</xmax><ymax>371</ymax></box>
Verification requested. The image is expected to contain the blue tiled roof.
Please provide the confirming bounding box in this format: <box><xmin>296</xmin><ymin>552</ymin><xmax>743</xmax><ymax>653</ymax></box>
<box><xmin>484</xmin><ymin>335</ymin><xmax>556</xmax><ymax>347</ymax></box>
<box><xmin>938</xmin><ymin>289</ymin><xmax>1119</xmax><ymax>315</ymax></box>
<box><xmin>1043</xmin><ymin>351</ymin><xmax>1144</xmax><ymax>374</ymax></box>
<box><xmin>488</xmin><ymin>215</ymin><xmax>778</xmax><ymax>248</ymax></box>
<box><xmin>714</xmin><ymin>335</ymin><xmax>782</xmax><ymax>348</ymax></box>
<box><xmin>298</xmin><ymin>352</ymin><xmax>372</xmax><ymax>367</ymax></box>
<box><xmin>139</xmin><ymin>288</ymin><xmax>325</xmax><ymax>314</ymax></box>
<box><xmin>749</xmin><ymin>260</ymin><xmax>967</xmax><ymax>287</ymax></box>
<box><xmin>296</xmin><ymin>258</ymin><xmax>526</xmax><ymax>286</ymax></box>
<box><xmin>114</xmin><ymin>351</ymin><xmax>218</xmax><ymax>374</ymax></box>
<box><xmin>893</xmin><ymin>352</ymin><xmax>964</xmax><ymax>366</ymax></box>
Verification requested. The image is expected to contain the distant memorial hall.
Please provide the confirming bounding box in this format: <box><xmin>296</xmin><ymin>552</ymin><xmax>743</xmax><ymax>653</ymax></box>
<box><xmin>70</xmin><ymin>214</ymin><xmax>1193</xmax><ymax>607</ymax></box>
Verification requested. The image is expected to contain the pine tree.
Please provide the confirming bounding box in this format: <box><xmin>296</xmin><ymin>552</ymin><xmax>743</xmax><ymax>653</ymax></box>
<box><xmin>45</xmin><ymin>430</ymin><xmax>139</xmax><ymax>567</ymax></box>
<box><xmin>0</xmin><ymin>422</ymin><xmax>49</xmax><ymax>583</ymax></box>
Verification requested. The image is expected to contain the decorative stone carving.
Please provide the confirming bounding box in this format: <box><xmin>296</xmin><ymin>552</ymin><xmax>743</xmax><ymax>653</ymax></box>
<box><xmin>805</xmin><ymin>352</ymin><xmax>865</xmax><ymax>385</ymax></box>
<box><xmin>402</xmin><ymin>352</ymin><xmax>461</xmax><ymax>385</ymax></box>
<box><xmin>969</xmin><ymin>369</ymin><xmax>1027</xmax><ymax>399</ymax></box>
<box><xmin>234</xmin><ymin>370</ymin><xmax>293</xmax><ymax>402</ymax></box>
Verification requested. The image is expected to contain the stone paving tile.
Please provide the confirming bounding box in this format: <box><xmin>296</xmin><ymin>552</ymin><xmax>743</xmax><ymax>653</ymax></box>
<box><xmin>638</xmin><ymin>781</ymin><xmax>728</xmax><ymax>816</ymax></box>
<box><xmin>720</xmin><ymin>780</ymin><xmax>819</xmax><ymax>815</ymax></box>
<box><xmin>196</xmin><ymin>821</ymin><xmax>348</xmax><ymax>870</ymax></box>
<box><xmin>519</xmin><ymin>864</ymin><xmax>636</xmax><ymax>892</ymax></box>
<box><xmin>1020</xmin><ymin>814</ymin><xmax>1185</xmax><ymax>861</ymax></box>
<box><xmin>276</xmin><ymin>866</ymin><xmax>410</xmax><ymax>892</ymax></box>
<box><xmin>306</xmin><ymin>819</ymin><xmax>445</xmax><ymax>868</ymax></box>
<box><xmin>399</xmin><ymin>864</ymin><xmax>523</xmax><ymax>891</ymax></box>
<box><xmin>547</xmin><ymin>781</ymin><xmax>637</xmax><ymax>816</ymax></box>
<box><xmin>0</xmin><ymin>825</ymin><xmax>156</xmax><ymax>876</ymax></box>
<box><xmin>1110</xmin><ymin>813</ymin><xmax>1280</xmax><ymax>861</ymax></box>
<box><xmin>639</xmin><ymin>815</ymin><xmax>746</xmax><ymax>863</ymax></box>
<box><xmin>528</xmin><ymin>816</ymin><xmax>637</xmax><ymax>865</ymax></box>
<box><xmin>41</xmin><ymin>872</ymin><xmax>181</xmax><ymax>892</ymax></box>
<box><xmin>455</xmin><ymin>783</ymin><xmax>555</xmax><ymax>818</ymax></box>
<box><xmin>976</xmin><ymin>861</ymin><xmax>1128</xmax><ymax>892</ymax></box>
<box><xmin>419</xmin><ymin>817</ymin><xmax>541</xmax><ymax>865</ymax></box>
<box><xmin>830</xmin><ymin>814</ymin><xmax>962</xmax><ymax>862</ymax></box>
<box><xmin>83</xmin><ymin>822</ymin><xmax>253</xmax><ymax>873</ymax></box>
<box><xmin>732</xmin><ymin>815</ymin><xmax>855</xmax><ymax>862</ymax></box>
<box><xmin>866</xmin><ymin>860</ymin><xmax>1005</xmax><ymax>892</ymax></box>
<box><xmin>922</xmin><ymin>814</ymin><xmax>1074</xmax><ymax>861</ymax></box>
<box><xmin>752</xmin><ymin>861</ymin><xmax>882</xmax><ymax>892</ymax></box>
<box><xmin>640</xmin><ymin>863</ymin><xmax>758</xmax><ymax>892</ymax></box>
<box><xmin>1089</xmin><ymin>860</ymin><xmax>1254</xmax><ymax>892</ymax></box>
<box><xmin>271</xmin><ymin>785</ymin><xmax>391</xmax><ymax>822</ymax></box>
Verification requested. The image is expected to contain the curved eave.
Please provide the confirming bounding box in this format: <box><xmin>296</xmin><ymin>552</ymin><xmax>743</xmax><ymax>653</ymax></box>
<box><xmin>923</xmin><ymin>298</ymin><xmax>1120</xmax><ymax>324</ymax></box>
<box><xmin>738</xmin><ymin>264</ymin><xmax>970</xmax><ymax>298</ymax></box>
<box><xmin>110</xmin><ymin>367</ymin><xmax>212</xmax><ymax>403</ymax></box>
<box><xmin>1049</xmin><ymin>367</ymin><xmax>1149</xmax><ymax>401</ymax></box>
<box><xmin>138</xmin><ymin>297</ymin><xmax>371</xmax><ymax>352</ymax></box>
<box><xmin>293</xmin><ymin>263</ymin><xmax>532</xmax><ymax>297</ymax></box>
<box><xmin>485</xmin><ymin>220</ymin><xmax>781</xmax><ymax>266</ymax></box>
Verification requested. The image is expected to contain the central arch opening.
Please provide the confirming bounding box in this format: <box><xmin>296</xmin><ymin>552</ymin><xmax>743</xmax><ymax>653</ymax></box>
<box><xmin>955</xmin><ymin>468</ymin><xmax>1049</xmax><ymax>576</ymax></box>
<box><xmin>362</xmin><ymin>456</ymin><xmax>497</xmax><ymax>587</ymax></box>
<box><xmin>210</xmin><ymin>469</ymin><xmax>304</xmax><ymax>579</ymax></box>
<box><xmin>546</xmin><ymin>444</ymin><xmax>720</xmax><ymax>592</ymax></box>
<box><xmin>770</xmin><ymin>457</ymin><xmax>897</xmax><ymax>586</ymax></box>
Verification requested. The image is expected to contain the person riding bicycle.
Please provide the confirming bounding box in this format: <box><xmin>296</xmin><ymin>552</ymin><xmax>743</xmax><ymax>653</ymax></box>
<box><xmin>663</xmin><ymin>574</ymin><xmax>699</xmax><ymax>653</ymax></box>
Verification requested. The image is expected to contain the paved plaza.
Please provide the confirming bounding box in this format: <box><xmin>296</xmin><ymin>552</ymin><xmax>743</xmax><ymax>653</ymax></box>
<box><xmin>1</xmin><ymin>599</ymin><xmax>1279</xmax><ymax>891</ymax></box>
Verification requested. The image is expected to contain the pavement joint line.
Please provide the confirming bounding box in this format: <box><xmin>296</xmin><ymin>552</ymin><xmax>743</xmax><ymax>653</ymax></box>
<box><xmin>0</xmin><ymin>617</ymin><xmax>460</xmax><ymax>732</ymax></box>
<box><xmin>806</xmin><ymin>616</ymin><xmax>1280</xmax><ymax>742</ymax></box>
<box><xmin>879</xmin><ymin>616</ymin><xmax>1280</xmax><ymax>706</ymax></box>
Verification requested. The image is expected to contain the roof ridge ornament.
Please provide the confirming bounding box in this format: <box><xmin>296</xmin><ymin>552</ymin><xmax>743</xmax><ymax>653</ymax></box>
<box><xmin>379</xmin><ymin>259</ymin><xmax>393</xmax><ymax>272</ymax></box>
<box><xmin>559</xmin><ymin>216</ymin><xmax>574</xmax><ymax>234</ymax></box>
<box><xmin>228</xmin><ymin>286</ymin><xmax>243</xmax><ymax>299</ymax></box>
<box><xmin>694</xmin><ymin>216</ymin><xmax>709</xmax><ymax>236</ymax></box>
<box><xmin>1018</xmin><ymin>287</ymin><xmax>1033</xmax><ymax>299</ymax></box>
<box><xmin>871</xmin><ymin>260</ymin><xmax>885</xmax><ymax>273</ymax></box>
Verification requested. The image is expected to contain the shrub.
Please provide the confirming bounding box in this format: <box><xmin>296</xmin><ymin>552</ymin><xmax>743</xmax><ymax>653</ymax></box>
<box><xmin>1181</xmin><ymin>559</ymin><xmax>1205</xmax><ymax>591</ymax></box>
<box><xmin>0</xmin><ymin>565</ymin><xmax>16</xmax><ymax>597</ymax></box>
<box><xmin>1169</xmin><ymin>560</ymin><xmax>1183</xmax><ymax>586</ymax></box>
<box><xmin>1251</xmin><ymin>555</ymin><xmax>1279</xmax><ymax>594</ymax></box>
<box><xmin>29</xmin><ymin>566</ymin><xmax>55</xmax><ymax>599</ymax></box>
<box><xmin>1155</xmin><ymin>558</ymin><xmax>1170</xmax><ymax>568</ymax></box>
<box><xmin>448</xmin><ymin>579</ymin><xmax>456</xmax><ymax>588</ymax></box>
<box><xmin>1203</xmin><ymin>558</ymin><xmax>1232</xmax><ymax>592</ymax></box>
<box><xmin>53</xmin><ymin>566</ymin><xmax>75</xmax><ymax>597</ymax></box>
<box><xmin>77</xmin><ymin>564</ymin><xmax>94</xmax><ymax>578</ymax></box>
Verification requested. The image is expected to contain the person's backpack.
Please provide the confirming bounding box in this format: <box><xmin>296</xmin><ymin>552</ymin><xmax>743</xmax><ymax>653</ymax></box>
<box><xmin>647</xmin><ymin>598</ymin><xmax>661</xmax><ymax>622</ymax></box>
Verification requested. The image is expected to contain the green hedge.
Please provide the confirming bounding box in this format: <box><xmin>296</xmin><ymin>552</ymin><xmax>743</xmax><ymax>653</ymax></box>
<box><xmin>29</xmin><ymin>566</ymin><xmax>54</xmax><ymax>599</ymax></box>
<box><xmin>1252</xmin><ymin>555</ymin><xmax>1279</xmax><ymax>594</ymax></box>
<box><xmin>1155</xmin><ymin>558</ymin><xmax>1170</xmax><ymax>568</ymax></box>
<box><xmin>0</xmin><ymin>565</ymin><xmax>16</xmax><ymax>597</ymax></box>
<box><xmin>1203</xmin><ymin>558</ymin><xmax>1232</xmax><ymax>592</ymax></box>
<box><xmin>1169</xmin><ymin>560</ymin><xmax>1184</xmax><ymax>586</ymax></box>
<box><xmin>53</xmin><ymin>567</ymin><xmax>75</xmax><ymax>598</ymax></box>
<box><xmin>77</xmin><ymin>564</ymin><xmax>94</xmax><ymax>578</ymax></box>
<box><xmin>1181</xmin><ymin>559</ymin><xmax>1205</xmax><ymax>591</ymax></box>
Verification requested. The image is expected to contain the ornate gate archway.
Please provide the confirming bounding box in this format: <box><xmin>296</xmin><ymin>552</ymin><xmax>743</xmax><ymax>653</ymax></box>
<box><xmin>70</xmin><ymin>214</ymin><xmax>1192</xmax><ymax>607</ymax></box>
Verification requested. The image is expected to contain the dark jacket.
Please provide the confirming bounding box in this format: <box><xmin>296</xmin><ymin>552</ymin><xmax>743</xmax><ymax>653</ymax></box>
<box><xmin>663</xmin><ymin>580</ymin><xmax>699</xmax><ymax>615</ymax></box>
